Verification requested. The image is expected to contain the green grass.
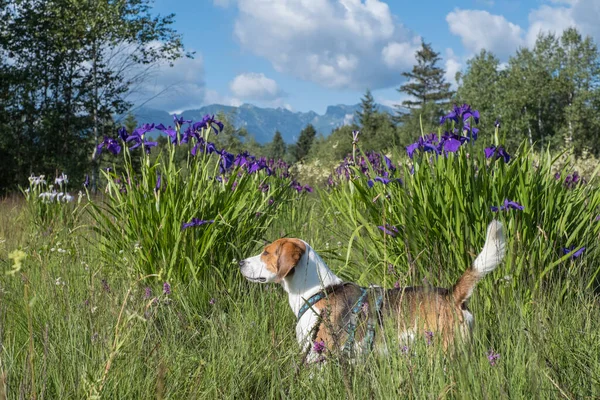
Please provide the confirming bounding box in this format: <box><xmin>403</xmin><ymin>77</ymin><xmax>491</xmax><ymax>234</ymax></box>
<box><xmin>1</xmin><ymin>196</ymin><xmax>600</xmax><ymax>399</ymax></box>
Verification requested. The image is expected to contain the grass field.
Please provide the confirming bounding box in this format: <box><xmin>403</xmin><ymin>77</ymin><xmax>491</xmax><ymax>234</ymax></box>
<box><xmin>1</xmin><ymin>191</ymin><xmax>599</xmax><ymax>399</ymax></box>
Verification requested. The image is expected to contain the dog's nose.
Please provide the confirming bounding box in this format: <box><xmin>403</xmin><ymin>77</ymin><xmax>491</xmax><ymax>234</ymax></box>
<box><xmin>238</xmin><ymin>260</ymin><xmax>245</xmax><ymax>268</ymax></box>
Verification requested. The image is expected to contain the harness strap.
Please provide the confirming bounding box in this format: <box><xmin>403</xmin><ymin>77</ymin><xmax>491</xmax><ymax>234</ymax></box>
<box><xmin>363</xmin><ymin>288</ymin><xmax>385</xmax><ymax>351</ymax></box>
<box><xmin>342</xmin><ymin>288</ymin><xmax>369</xmax><ymax>353</ymax></box>
<box><xmin>299</xmin><ymin>284</ymin><xmax>386</xmax><ymax>354</ymax></box>
<box><xmin>297</xmin><ymin>291</ymin><xmax>327</xmax><ymax>320</ymax></box>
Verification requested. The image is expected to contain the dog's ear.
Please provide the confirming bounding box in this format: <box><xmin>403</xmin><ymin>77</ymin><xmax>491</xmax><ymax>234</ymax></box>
<box><xmin>276</xmin><ymin>239</ymin><xmax>306</xmax><ymax>280</ymax></box>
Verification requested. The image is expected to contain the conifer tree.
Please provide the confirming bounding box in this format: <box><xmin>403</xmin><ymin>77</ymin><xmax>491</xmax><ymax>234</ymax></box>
<box><xmin>395</xmin><ymin>41</ymin><xmax>454</xmax><ymax>131</ymax></box>
<box><xmin>268</xmin><ymin>131</ymin><xmax>286</xmax><ymax>160</ymax></box>
<box><xmin>292</xmin><ymin>124</ymin><xmax>317</xmax><ymax>162</ymax></box>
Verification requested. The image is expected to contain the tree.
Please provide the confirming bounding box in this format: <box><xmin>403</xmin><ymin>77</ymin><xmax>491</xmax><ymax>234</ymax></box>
<box><xmin>292</xmin><ymin>124</ymin><xmax>317</xmax><ymax>162</ymax></box>
<box><xmin>213</xmin><ymin>111</ymin><xmax>248</xmax><ymax>155</ymax></box>
<box><xmin>267</xmin><ymin>131</ymin><xmax>286</xmax><ymax>161</ymax></box>
<box><xmin>395</xmin><ymin>41</ymin><xmax>454</xmax><ymax>136</ymax></box>
<box><xmin>455</xmin><ymin>50</ymin><xmax>503</xmax><ymax>132</ymax></box>
<box><xmin>123</xmin><ymin>112</ymin><xmax>139</xmax><ymax>136</ymax></box>
<box><xmin>0</xmin><ymin>0</ymin><xmax>190</xmax><ymax>192</ymax></box>
<box><xmin>356</xmin><ymin>89</ymin><xmax>378</xmax><ymax>133</ymax></box>
<box><xmin>554</xmin><ymin>28</ymin><xmax>600</xmax><ymax>155</ymax></box>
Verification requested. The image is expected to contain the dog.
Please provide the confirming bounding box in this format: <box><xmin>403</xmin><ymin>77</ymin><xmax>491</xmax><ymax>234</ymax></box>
<box><xmin>239</xmin><ymin>220</ymin><xmax>506</xmax><ymax>361</ymax></box>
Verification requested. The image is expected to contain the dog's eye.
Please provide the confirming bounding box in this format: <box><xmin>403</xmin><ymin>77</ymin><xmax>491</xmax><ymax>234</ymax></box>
<box><xmin>262</xmin><ymin>250</ymin><xmax>269</xmax><ymax>256</ymax></box>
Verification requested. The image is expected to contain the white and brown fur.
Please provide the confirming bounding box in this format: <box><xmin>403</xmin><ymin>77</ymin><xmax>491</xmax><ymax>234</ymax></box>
<box><xmin>239</xmin><ymin>220</ymin><xmax>506</xmax><ymax>360</ymax></box>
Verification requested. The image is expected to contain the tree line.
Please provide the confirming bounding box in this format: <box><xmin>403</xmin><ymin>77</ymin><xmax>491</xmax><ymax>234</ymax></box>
<box><xmin>1</xmin><ymin>0</ymin><xmax>599</xmax><ymax>193</ymax></box>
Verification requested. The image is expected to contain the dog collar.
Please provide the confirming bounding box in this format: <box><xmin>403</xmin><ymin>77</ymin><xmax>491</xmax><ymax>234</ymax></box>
<box><xmin>297</xmin><ymin>291</ymin><xmax>327</xmax><ymax>320</ymax></box>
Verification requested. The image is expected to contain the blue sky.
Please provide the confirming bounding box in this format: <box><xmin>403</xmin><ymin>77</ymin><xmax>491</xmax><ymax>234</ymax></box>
<box><xmin>134</xmin><ymin>0</ymin><xmax>600</xmax><ymax>114</ymax></box>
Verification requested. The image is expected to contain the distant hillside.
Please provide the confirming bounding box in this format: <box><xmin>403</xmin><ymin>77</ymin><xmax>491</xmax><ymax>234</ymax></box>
<box><xmin>119</xmin><ymin>103</ymin><xmax>394</xmax><ymax>144</ymax></box>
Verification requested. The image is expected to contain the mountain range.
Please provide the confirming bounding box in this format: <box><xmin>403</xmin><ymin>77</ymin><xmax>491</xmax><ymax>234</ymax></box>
<box><xmin>122</xmin><ymin>103</ymin><xmax>394</xmax><ymax>144</ymax></box>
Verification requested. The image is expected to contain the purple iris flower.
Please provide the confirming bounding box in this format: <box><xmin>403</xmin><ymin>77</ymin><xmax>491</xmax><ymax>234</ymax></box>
<box><xmin>194</xmin><ymin>114</ymin><xmax>224</xmax><ymax>134</ymax></box>
<box><xmin>443</xmin><ymin>137</ymin><xmax>462</xmax><ymax>153</ymax></box>
<box><xmin>234</xmin><ymin>152</ymin><xmax>252</xmax><ymax>168</ymax></box>
<box><xmin>83</xmin><ymin>174</ymin><xmax>90</xmax><ymax>188</ymax></box>
<box><xmin>563</xmin><ymin>246</ymin><xmax>585</xmax><ymax>259</ymax></box>
<box><xmin>352</xmin><ymin>130</ymin><xmax>360</xmax><ymax>143</ymax></box>
<box><xmin>377</xmin><ymin>224</ymin><xmax>399</xmax><ymax>237</ymax></box>
<box><xmin>191</xmin><ymin>139</ymin><xmax>217</xmax><ymax>156</ymax></box>
<box><xmin>154</xmin><ymin>173</ymin><xmax>161</xmax><ymax>192</ymax></box>
<box><xmin>375</xmin><ymin>176</ymin><xmax>391</xmax><ymax>185</ymax></box>
<box><xmin>462</xmin><ymin>107</ymin><xmax>480</xmax><ymax>124</ymax></box>
<box><xmin>440</xmin><ymin>109</ymin><xmax>458</xmax><ymax>125</ymax></box>
<box><xmin>291</xmin><ymin>181</ymin><xmax>303</xmax><ymax>193</ymax></box>
<box><xmin>367</xmin><ymin>179</ymin><xmax>374</xmax><ymax>188</ymax></box>
<box><xmin>303</xmin><ymin>185</ymin><xmax>313</xmax><ymax>193</ymax></box>
<box><xmin>156</xmin><ymin>124</ymin><xmax>178</xmax><ymax>144</ymax></box>
<box><xmin>487</xmin><ymin>349</ymin><xmax>500</xmax><ymax>366</ymax></box>
<box><xmin>173</xmin><ymin>114</ymin><xmax>191</xmax><ymax>128</ymax></box>
<box><xmin>163</xmin><ymin>282</ymin><xmax>171</xmax><ymax>295</ymax></box>
<box><xmin>219</xmin><ymin>150</ymin><xmax>235</xmax><ymax>173</ymax></box>
<box><xmin>96</xmin><ymin>136</ymin><xmax>121</xmax><ymax>157</ymax></box>
<box><xmin>564</xmin><ymin>171</ymin><xmax>584</xmax><ymax>189</ymax></box>
<box><xmin>484</xmin><ymin>145</ymin><xmax>511</xmax><ymax>163</ymax></box>
<box><xmin>383</xmin><ymin>155</ymin><xmax>395</xmax><ymax>170</ymax></box>
<box><xmin>494</xmin><ymin>119</ymin><xmax>501</xmax><ymax>128</ymax></box>
<box><xmin>440</xmin><ymin>104</ymin><xmax>480</xmax><ymax>125</ymax></box>
<box><xmin>406</xmin><ymin>142</ymin><xmax>420</xmax><ymax>159</ymax></box>
<box><xmin>126</xmin><ymin>125</ymin><xmax>157</xmax><ymax>152</ymax></box>
<box><xmin>117</xmin><ymin>127</ymin><xmax>129</xmax><ymax>141</ymax></box>
<box><xmin>181</xmin><ymin>218</ymin><xmax>215</xmax><ymax>231</ymax></box>
<box><xmin>463</xmin><ymin>123</ymin><xmax>479</xmax><ymax>140</ymax></box>
<box><xmin>491</xmin><ymin>199</ymin><xmax>524</xmax><ymax>212</ymax></box>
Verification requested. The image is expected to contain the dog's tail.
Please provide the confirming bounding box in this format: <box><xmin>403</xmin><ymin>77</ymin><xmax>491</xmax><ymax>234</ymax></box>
<box><xmin>452</xmin><ymin>220</ymin><xmax>506</xmax><ymax>306</ymax></box>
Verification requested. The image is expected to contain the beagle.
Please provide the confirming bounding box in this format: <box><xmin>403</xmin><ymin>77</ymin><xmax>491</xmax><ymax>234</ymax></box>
<box><xmin>239</xmin><ymin>220</ymin><xmax>506</xmax><ymax>361</ymax></box>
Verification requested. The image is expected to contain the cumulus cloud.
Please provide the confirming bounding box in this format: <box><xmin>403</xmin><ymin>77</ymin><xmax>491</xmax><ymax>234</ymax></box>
<box><xmin>446</xmin><ymin>9</ymin><xmax>525</xmax><ymax>59</ymax></box>
<box><xmin>231</xmin><ymin>0</ymin><xmax>421</xmax><ymax>90</ymax></box>
<box><xmin>128</xmin><ymin>55</ymin><xmax>206</xmax><ymax>112</ymax></box>
<box><xmin>444</xmin><ymin>48</ymin><xmax>462</xmax><ymax>88</ymax></box>
<box><xmin>447</xmin><ymin>2</ymin><xmax>600</xmax><ymax>59</ymax></box>
<box><xmin>527</xmin><ymin>0</ymin><xmax>600</xmax><ymax>46</ymax></box>
<box><xmin>229</xmin><ymin>72</ymin><xmax>284</xmax><ymax>101</ymax></box>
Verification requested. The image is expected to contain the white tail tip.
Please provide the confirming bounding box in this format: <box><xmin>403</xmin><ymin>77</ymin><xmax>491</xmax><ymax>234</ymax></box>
<box><xmin>473</xmin><ymin>220</ymin><xmax>506</xmax><ymax>275</ymax></box>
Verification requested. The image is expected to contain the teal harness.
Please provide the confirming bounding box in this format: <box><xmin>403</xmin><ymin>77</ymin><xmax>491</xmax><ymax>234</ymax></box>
<box><xmin>298</xmin><ymin>285</ymin><xmax>385</xmax><ymax>353</ymax></box>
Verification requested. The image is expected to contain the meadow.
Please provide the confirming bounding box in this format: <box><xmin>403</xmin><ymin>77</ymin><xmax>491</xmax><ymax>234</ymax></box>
<box><xmin>1</xmin><ymin>107</ymin><xmax>600</xmax><ymax>399</ymax></box>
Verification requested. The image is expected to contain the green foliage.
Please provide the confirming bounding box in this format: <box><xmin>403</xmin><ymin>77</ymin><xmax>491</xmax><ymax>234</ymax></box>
<box><xmin>89</xmin><ymin>125</ymin><xmax>304</xmax><ymax>282</ymax></box>
<box><xmin>455</xmin><ymin>50</ymin><xmax>503</xmax><ymax>133</ymax></box>
<box><xmin>395</xmin><ymin>40</ymin><xmax>454</xmax><ymax>128</ymax></box>
<box><xmin>0</xmin><ymin>0</ymin><xmax>190</xmax><ymax>192</ymax></box>
<box><xmin>2</xmin><ymin>196</ymin><xmax>600</xmax><ymax>399</ymax></box>
<box><xmin>458</xmin><ymin>28</ymin><xmax>600</xmax><ymax>156</ymax></box>
<box><xmin>323</xmin><ymin>131</ymin><xmax>600</xmax><ymax>294</ymax></box>
<box><xmin>266</xmin><ymin>131</ymin><xmax>287</xmax><ymax>161</ymax></box>
<box><xmin>291</xmin><ymin>124</ymin><xmax>317</xmax><ymax>162</ymax></box>
<box><xmin>213</xmin><ymin>111</ymin><xmax>250</xmax><ymax>155</ymax></box>
<box><xmin>22</xmin><ymin>174</ymin><xmax>82</xmax><ymax>230</ymax></box>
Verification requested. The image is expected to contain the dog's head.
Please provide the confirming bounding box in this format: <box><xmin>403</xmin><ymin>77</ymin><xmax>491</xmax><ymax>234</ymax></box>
<box><xmin>239</xmin><ymin>238</ymin><xmax>306</xmax><ymax>283</ymax></box>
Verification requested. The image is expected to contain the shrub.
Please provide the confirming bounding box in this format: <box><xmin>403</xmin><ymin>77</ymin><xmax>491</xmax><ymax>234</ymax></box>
<box><xmin>323</xmin><ymin>105</ymin><xmax>600</xmax><ymax>293</ymax></box>
<box><xmin>89</xmin><ymin>116</ymin><xmax>310</xmax><ymax>283</ymax></box>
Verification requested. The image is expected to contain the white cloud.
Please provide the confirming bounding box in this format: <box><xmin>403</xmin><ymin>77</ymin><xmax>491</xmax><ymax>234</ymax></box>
<box><xmin>526</xmin><ymin>5</ymin><xmax>575</xmax><ymax>47</ymax></box>
<box><xmin>231</xmin><ymin>0</ymin><xmax>421</xmax><ymax>90</ymax></box>
<box><xmin>446</xmin><ymin>9</ymin><xmax>525</xmax><ymax>59</ymax></box>
<box><xmin>203</xmin><ymin>89</ymin><xmax>243</xmax><ymax>108</ymax></box>
<box><xmin>447</xmin><ymin>2</ymin><xmax>600</xmax><ymax>60</ymax></box>
<box><xmin>128</xmin><ymin>55</ymin><xmax>206</xmax><ymax>112</ymax></box>
<box><xmin>527</xmin><ymin>1</ymin><xmax>600</xmax><ymax>46</ymax></box>
<box><xmin>229</xmin><ymin>72</ymin><xmax>284</xmax><ymax>101</ymax></box>
<box><xmin>444</xmin><ymin>48</ymin><xmax>462</xmax><ymax>88</ymax></box>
